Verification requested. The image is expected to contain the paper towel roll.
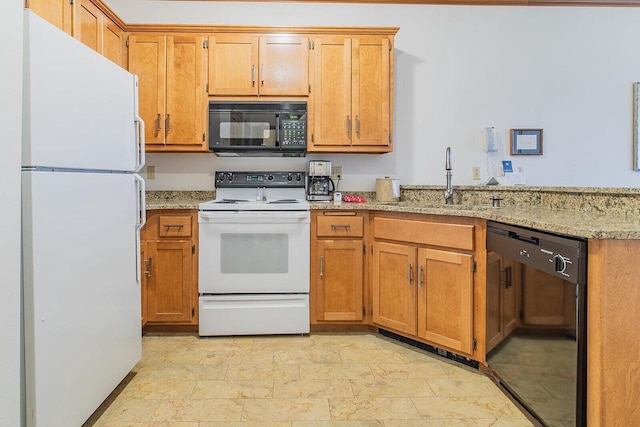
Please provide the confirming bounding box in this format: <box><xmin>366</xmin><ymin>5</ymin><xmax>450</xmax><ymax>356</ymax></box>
<box><xmin>376</xmin><ymin>177</ymin><xmax>400</xmax><ymax>202</ymax></box>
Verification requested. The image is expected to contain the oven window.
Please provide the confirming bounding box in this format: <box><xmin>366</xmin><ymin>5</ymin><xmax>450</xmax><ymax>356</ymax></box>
<box><xmin>220</xmin><ymin>233</ymin><xmax>288</xmax><ymax>274</ymax></box>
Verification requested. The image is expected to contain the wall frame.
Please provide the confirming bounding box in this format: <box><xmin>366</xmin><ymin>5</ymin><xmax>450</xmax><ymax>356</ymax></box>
<box><xmin>634</xmin><ymin>82</ymin><xmax>640</xmax><ymax>171</ymax></box>
<box><xmin>510</xmin><ymin>129</ymin><xmax>543</xmax><ymax>155</ymax></box>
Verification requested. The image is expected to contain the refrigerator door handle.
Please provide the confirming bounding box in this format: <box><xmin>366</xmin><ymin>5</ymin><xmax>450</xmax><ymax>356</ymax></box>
<box><xmin>133</xmin><ymin>76</ymin><xmax>145</xmax><ymax>172</ymax></box>
<box><xmin>135</xmin><ymin>173</ymin><xmax>146</xmax><ymax>229</ymax></box>
<box><xmin>135</xmin><ymin>114</ymin><xmax>145</xmax><ymax>173</ymax></box>
<box><xmin>134</xmin><ymin>174</ymin><xmax>146</xmax><ymax>284</ymax></box>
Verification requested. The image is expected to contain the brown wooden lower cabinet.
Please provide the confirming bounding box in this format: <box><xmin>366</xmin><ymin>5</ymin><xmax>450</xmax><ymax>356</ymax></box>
<box><xmin>370</xmin><ymin>214</ymin><xmax>478</xmax><ymax>358</ymax></box>
<box><xmin>311</xmin><ymin>211</ymin><xmax>368</xmax><ymax>326</ymax></box>
<box><xmin>371</xmin><ymin>241</ymin><xmax>417</xmax><ymax>335</ymax></box>
<box><xmin>417</xmin><ymin>247</ymin><xmax>474</xmax><ymax>354</ymax></box>
<box><xmin>485</xmin><ymin>252</ymin><xmax>518</xmax><ymax>353</ymax></box>
<box><xmin>145</xmin><ymin>240</ymin><xmax>194</xmax><ymax>323</ymax></box>
<box><xmin>141</xmin><ymin>210</ymin><xmax>198</xmax><ymax>328</ymax></box>
<box><xmin>315</xmin><ymin>239</ymin><xmax>364</xmax><ymax>322</ymax></box>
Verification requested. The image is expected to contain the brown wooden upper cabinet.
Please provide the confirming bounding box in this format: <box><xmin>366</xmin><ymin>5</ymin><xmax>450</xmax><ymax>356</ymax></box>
<box><xmin>128</xmin><ymin>34</ymin><xmax>208</xmax><ymax>152</ymax></box>
<box><xmin>207</xmin><ymin>34</ymin><xmax>309</xmax><ymax>96</ymax></box>
<box><xmin>309</xmin><ymin>36</ymin><xmax>393</xmax><ymax>153</ymax></box>
<box><xmin>27</xmin><ymin>0</ymin><xmax>73</xmax><ymax>35</ymax></box>
<box><xmin>75</xmin><ymin>0</ymin><xmax>125</xmax><ymax>67</ymax></box>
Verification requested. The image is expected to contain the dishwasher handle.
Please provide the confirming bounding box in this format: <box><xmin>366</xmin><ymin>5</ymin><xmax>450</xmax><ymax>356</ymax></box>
<box><xmin>508</xmin><ymin>230</ymin><xmax>539</xmax><ymax>246</ymax></box>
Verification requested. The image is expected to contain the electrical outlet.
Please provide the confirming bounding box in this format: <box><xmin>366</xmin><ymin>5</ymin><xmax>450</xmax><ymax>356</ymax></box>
<box><xmin>147</xmin><ymin>165</ymin><xmax>156</xmax><ymax>180</ymax></box>
<box><xmin>331</xmin><ymin>166</ymin><xmax>343</xmax><ymax>180</ymax></box>
<box><xmin>471</xmin><ymin>166</ymin><xmax>481</xmax><ymax>180</ymax></box>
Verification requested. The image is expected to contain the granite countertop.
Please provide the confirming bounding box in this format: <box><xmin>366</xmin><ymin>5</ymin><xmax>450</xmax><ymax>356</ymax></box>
<box><xmin>144</xmin><ymin>189</ymin><xmax>640</xmax><ymax>240</ymax></box>
<box><xmin>146</xmin><ymin>191</ymin><xmax>216</xmax><ymax>210</ymax></box>
<box><xmin>310</xmin><ymin>200</ymin><xmax>640</xmax><ymax>240</ymax></box>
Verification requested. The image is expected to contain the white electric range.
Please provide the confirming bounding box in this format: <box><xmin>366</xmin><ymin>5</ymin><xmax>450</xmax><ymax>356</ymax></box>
<box><xmin>198</xmin><ymin>171</ymin><xmax>310</xmax><ymax>336</ymax></box>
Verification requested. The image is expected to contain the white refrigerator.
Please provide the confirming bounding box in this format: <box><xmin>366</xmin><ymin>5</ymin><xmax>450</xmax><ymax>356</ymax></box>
<box><xmin>21</xmin><ymin>11</ymin><xmax>145</xmax><ymax>426</ymax></box>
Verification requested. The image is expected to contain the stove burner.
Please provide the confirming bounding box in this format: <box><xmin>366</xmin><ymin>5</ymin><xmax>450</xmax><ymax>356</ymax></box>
<box><xmin>215</xmin><ymin>199</ymin><xmax>250</xmax><ymax>204</ymax></box>
<box><xmin>268</xmin><ymin>199</ymin><xmax>300</xmax><ymax>204</ymax></box>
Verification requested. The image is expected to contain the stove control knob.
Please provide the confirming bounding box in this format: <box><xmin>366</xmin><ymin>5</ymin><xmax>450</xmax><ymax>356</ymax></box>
<box><xmin>216</xmin><ymin>172</ymin><xmax>225</xmax><ymax>182</ymax></box>
<box><xmin>295</xmin><ymin>173</ymin><xmax>303</xmax><ymax>182</ymax></box>
<box><xmin>226</xmin><ymin>172</ymin><xmax>234</xmax><ymax>182</ymax></box>
<box><xmin>266</xmin><ymin>174</ymin><xmax>274</xmax><ymax>181</ymax></box>
<box><xmin>287</xmin><ymin>173</ymin><xmax>293</xmax><ymax>181</ymax></box>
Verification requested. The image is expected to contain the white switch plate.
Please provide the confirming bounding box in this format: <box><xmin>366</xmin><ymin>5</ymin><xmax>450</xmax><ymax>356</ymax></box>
<box><xmin>147</xmin><ymin>165</ymin><xmax>155</xmax><ymax>180</ymax></box>
<box><xmin>471</xmin><ymin>167</ymin><xmax>481</xmax><ymax>180</ymax></box>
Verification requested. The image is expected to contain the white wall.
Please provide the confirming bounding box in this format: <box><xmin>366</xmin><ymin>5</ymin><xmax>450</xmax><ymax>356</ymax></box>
<box><xmin>0</xmin><ymin>1</ymin><xmax>23</xmax><ymax>427</ymax></box>
<box><xmin>107</xmin><ymin>1</ymin><xmax>640</xmax><ymax>190</ymax></box>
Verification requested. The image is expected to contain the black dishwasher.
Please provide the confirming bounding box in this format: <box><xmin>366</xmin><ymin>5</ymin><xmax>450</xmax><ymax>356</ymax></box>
<box><xmin>486</xmin><ymin>221</ymin><xmax>587</xmax><ymax>427</ymax></box>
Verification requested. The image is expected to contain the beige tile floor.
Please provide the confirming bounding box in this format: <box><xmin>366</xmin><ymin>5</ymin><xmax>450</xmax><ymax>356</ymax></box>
<box><xmin>87</xmin><ymin>333</ymin><xmax>535</xmax><ymax>426</ymax></box>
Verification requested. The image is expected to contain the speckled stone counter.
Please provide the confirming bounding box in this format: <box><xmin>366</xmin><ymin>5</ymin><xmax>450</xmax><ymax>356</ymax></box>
<box><xmin>146</xmin><ymin>187</ymin><xmax>640</xmax><ymax>239</ymax></box>
<box><xmin>146</xmin><ymin>191</ymin><xmax>215</xmax><ymax>210</ymax></box>
<box><xmin>313</xmin><ymin>186</ymin><xmax>640</xmax><ymax>240</ymax></box>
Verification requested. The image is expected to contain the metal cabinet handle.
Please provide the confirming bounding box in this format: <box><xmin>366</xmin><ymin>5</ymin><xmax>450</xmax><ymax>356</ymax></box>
<box><xmin>500</xmin><ymin>266</ymin><xmax>512</xmax><ymax>288</ymax></box>
<box><xmin>261</xmin><ymin>64</ymin><xmax>265</xmax><ymax>87</ymax></box>
<box><xmin>320</xmin><ymin>256</ymin><xmax>324</xmax><ymax>277</ymax></box>
<box><xmin>165</xmin><ymin>114</ymin><xmax>171</xmax><ymax>132</ymax></box>
<box><xmin>331</xmin><ymin>224</ymin><xmax>351</xmax><ymax>231</ymax></box>
<box><xmin>144</xmin><ymin>257</ymin><xmax>152</xmax><ymax>278</ymax></box>
<box><xmin>156</xmin><ymin>114</ymin><xmax>162</xmax><ymax>133</ymax></box>
<box><xmin>355</xmin><ymin>115</ymin><xmax>360</xmax><ymax>136</ymax></box>
<box><xmin>163</xmin><ymin>224</ymin><xmax>184</xmax><ymax>229</ymax></box>
<box><xmin>407</xmin><ymin>263</ymin><xmax>413</xmax><ymax>285</ymax></box>
<box><xmin>251</xmin><ymin>65</ymin><xmax>256</xmax><ymax>87</ymax></box>
<box><xmin>346</xmin><ymin>115</ymin><xmax>351</xmax><ymax>137</ymax></box>
<box><xmin>418</xmin><ymin>265</ymin><xmax>424</xmax><ymax>288</ymax></box>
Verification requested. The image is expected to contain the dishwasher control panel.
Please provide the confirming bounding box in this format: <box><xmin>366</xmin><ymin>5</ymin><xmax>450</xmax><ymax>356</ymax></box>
<box><xmin>486</xmin><ymin>221</ymin><xmax>587</xmax><ymax>285</ymax></box>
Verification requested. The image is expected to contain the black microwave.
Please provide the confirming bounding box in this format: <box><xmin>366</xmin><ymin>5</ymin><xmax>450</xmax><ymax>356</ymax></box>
<box><xmin>209</xmin><ymin>101</ymin><xmax>307</xmax><ymax>157</ymax></box>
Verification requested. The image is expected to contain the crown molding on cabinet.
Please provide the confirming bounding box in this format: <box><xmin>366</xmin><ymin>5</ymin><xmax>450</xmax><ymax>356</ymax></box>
<box><xmin>123</xmin><ymin>25</ymin><xmax>400</xmax><ymax>35</ymax></box>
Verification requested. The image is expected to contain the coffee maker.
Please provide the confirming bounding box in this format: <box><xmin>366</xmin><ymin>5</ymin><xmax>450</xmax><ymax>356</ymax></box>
<box><xmin>306</xmin><ymin>160</ymin><xmax>335</xmax><ymax>201</ymax></box>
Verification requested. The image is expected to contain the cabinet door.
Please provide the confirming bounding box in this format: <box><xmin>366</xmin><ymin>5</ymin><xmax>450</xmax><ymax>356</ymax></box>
<box><xmin>28</xmin><ymin>0</ymin><xmax>72</xmax><ymax>34</ymax></box>
<box><xmin>208</xmin><ymin>35</ymin><xmax>259</xmax><ymax>95</ymax></box>
<box><xmin>165</xmin><ymin>35</ymin><xmax>206</xmax><ymax>148</ymax></box>
<box><xmin>128</xmin><ymin>34</ymin><xmax>166</xmax><ymax>146</ymax></box>
<box><xmin>259</xmin><ymin>36</ymin><xmax>309</xmax><ymax>96</ymax></box>
<box><xmin>146</xmin><ymin>240</ymin><xmax>195</xmax><ymax>323</ymax></box>
<box><xmin>486</xmin><ymin>253</ymin><xmax>519</xmax><ymax>353</ymax></box>
<box><xmin>141</xmin><ymin>240</ymin><xmax>148</xmax><ymax>327</ymax></box>
<box><xmin>417</xmin><ymin>248</ymin><xmax>473</xmax><ymax>354</ymax></box>
<box><xmin>310</xmin><ymin>37</ymin><xmax>352</xmax><ymax>147</ymax></box>
<box><xmin>315</xmin><ymin>239</ymin><xmax>364</xmax><ymax>322</ymax></box>
<box><xmin>352</xmin><ymin>37</ymin><xmax>390</xmax><ymax>148</ymax></box>
<box><xmin>502</xmin><ymin>257</ymin><xmax>518</xmax><ymax>337</ymax></box>
<box><xmin>486</xmin><ymin>252</ymin><xmax>503</xmax><ymax>353</ymax></box>
<box><xmin>76</xmin><ymin>0</ymin><xmax>101</xmax><ymax>53</ymax></box>
<box><xmin>103</xmin><ymin>17</ymin><xmax>125</xmax><ymax>67</ymax></box>
<box><xmin>372</xmin><ymin>241</ymin><xmax>417</xmax><ymax>335</ymax></box>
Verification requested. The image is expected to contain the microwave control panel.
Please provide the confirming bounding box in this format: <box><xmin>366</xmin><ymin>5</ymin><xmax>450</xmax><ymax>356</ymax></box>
<box><xmin>281</xmin><ymin>112</ymin><xmax>307</xmax><ymax>148</ymax></box>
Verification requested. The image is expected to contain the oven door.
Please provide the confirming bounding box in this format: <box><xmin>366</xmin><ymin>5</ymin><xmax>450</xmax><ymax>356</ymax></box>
<box><xmin>198</xmin><ymin>211</ymin><xmax>310</xmax><ymax>294</ymax></box>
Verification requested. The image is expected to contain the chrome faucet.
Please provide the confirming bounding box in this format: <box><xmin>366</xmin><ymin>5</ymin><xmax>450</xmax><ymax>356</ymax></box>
<box><xmin>444</xmin><ymin>147</ymin><xmax>454</xmax><ymax>205</ymax></box>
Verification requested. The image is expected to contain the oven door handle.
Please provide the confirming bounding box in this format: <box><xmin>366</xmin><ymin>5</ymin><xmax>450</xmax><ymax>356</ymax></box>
<box><xmin>199</xmin><ymin>211</ymin><xmax>310</xmax><ymax>224</ymax></box>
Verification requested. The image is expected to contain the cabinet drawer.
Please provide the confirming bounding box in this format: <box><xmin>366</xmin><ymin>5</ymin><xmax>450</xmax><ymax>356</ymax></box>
<box><xmin>374</xmin><ymin>217</ymin><xmax>474</xmax><ymax>251</ymax></box>
<box><xmin>158</xmin><ymin>215</ymin><xmax>192</xmax><ymax>238</ymax></box>
<box><xmin>317</xmin><ymin>215</ymin><xmax>363</xmax><ymax>237</ymax></box>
